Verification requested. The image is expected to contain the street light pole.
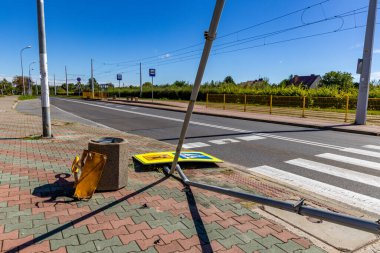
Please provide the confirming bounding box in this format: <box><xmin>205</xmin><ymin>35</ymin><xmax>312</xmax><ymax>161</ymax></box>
<box><xmin>355</xmin><ymin>0</ymin><xmax>378</xmax><ymax>125</ymax></box>
<box><xmin>20</xmin><ymin>46</ymin><xmax>32</xmax><ymax>95</ymax></box>
<box><xmin>37</xmin><ymin>0</ymin><xmax>52</xmax><ymax>137</ymax></box>
<box><xmin>91</xmin><ymin>59</ymin><xmax>94</xmax><ymax>98</ymax></box>
<box><xmin>65</xmin><ymin>65</ymin><xmax>68</xmax><ymax>96</ymax></box>
<box><xmin>28</xmin><ymin>62</ymin><xmax>36</xmax><ymax>95</ymax></box>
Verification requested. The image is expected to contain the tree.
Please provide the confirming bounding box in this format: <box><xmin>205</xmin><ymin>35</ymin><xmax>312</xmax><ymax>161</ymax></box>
<box><xmin>223</xmin><ymin>75</ymin><xmax>235</xmax><ymax>84</ymax></box>
<box><xmin>321</xmin><ymin>71</ymin><xmax>354</xmax><ymax>91</ymax></box>
<box><xmin>0</xmin><ymin>79</ymin><xmax>13</xmax><ymax>95</ymax></box>
<box><xmin>143</xmin><ymin>82</ymin><xmax>152</xmax><ymax>87</ymax></box>
<box><xmin>172</xmin><ymin>80</ymin><xmax>188</xmax><ymax>87</ymax></box>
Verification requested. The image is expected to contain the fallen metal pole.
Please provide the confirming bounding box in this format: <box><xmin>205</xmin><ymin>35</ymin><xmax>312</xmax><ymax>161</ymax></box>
<box><xmin>162</xmin><ymin>166</ymin><xmax>380</xmax><ymax>234</ymax></box>
<box><xmin>170</xmin><ymin>0</ymin><xmax>225</xmax><ymax>174</ymax></box>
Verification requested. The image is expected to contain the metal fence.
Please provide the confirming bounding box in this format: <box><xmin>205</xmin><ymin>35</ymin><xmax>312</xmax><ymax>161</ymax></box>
<box><xmin>206</xmin><ymin>94</ymin><xmax>380</xmax><ymax>125</ymax></box>
<box><xmin>82</xmin><ymin>91</ymin><xmax>108</xmax><ymax>99</ymax></box>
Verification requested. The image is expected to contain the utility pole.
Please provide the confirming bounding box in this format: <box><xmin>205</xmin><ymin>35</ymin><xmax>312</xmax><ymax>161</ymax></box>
<box><xmin>54</xmin><ymin>74</ymin><xmax>56</xmax><ymax>96</ymax></box>
<box><xmin>91</xmin><ymin>59</ymin><xmax>94</xmax><ymax>98</ymax></box>
<box><xmin>139</xmin><ymin>62</ymin><xmax>142</xmax><ymax>97</ymax></box>
<box><xmin>37</xmin><ymin>0</ymin><xmax>51</xmax><ymax>137</ymax></box>
<box><xmin>65</xmin><ymin>65</ymin><xmax>68</xmax><ymax>96</ymax></box>
<box><xmin>169</xmin><ymin>0</ymin><xmax>225</xmax><ymax>174</ymax></box>
<box><xmin>355</xmin><ymin>0</ymin><xmax>378</xmax><ymax>125</ymax></box>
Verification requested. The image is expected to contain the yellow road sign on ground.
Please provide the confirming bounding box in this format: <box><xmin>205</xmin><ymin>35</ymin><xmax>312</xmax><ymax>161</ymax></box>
<box><xmin>133</xmin><ymin>151</ymin><xmax>223</xmax><ymax>165</ymax></box>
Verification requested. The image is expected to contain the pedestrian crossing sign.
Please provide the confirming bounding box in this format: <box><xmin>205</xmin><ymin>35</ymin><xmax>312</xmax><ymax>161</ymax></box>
<box><xmin>133</xmin><ymin>151</ymin><xmax>223</xmax><ymax>165</ymax></box>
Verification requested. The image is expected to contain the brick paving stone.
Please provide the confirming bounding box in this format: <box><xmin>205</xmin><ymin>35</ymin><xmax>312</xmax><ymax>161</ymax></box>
<box><xmin>142</xmin><ymin>226</ymin><xmax>168</xmax><ymax>239</ymax></box>
<box><xmin>147</xmin><ymin>218</ymin><xmax>171</xmax><ymax>228</ymax></box>
<box><xmin>78</xmin><ymin>230</ymin><xmax>105</xmax><ymax>244</ymax></box>
<box><xmin>180</xmin><ymin>228</ymin><xmax>198</xmax><ymax>238</ymax></box>
<box><xmin>217</xmin><ymin>226</ymin><xmax>240</xmax><ymax>238</ymax></box>
<box><xmin>110</xmin><ymin>217</ymin><xmax>134</xmax><ymax>229</ymax></box>
<box><xmin>155</xmin><ymin>240</ymin><xmax>184</xmax><ymax>253</ymax></box>
<box><xmin>111</xmin><ymin>241</ymin><xmax>141</xmax><ymax>253</ymax></box>
<box><xmin>127</xmin><ymin>221</ymin><xmax>150</xmax><ymax>233</ymax></box>
<box><xmin>292</xmin><ymin>237</ymin><xmax>313</xmax><ymax>249</ymax></box>
<box><xmin>131</xmin><ymin>213</ymin><xmax>155</xmax><ymax>224</ymax></box>
<box><xmin>163</xmin><ymin>222</ymin><xmax>188</xmax><ymax>233</ymax></box>
<box><xmin>18</xmin><ymin>240</ymin><xmax>51</xmax><ymax>253</ymax></box>
<box><xmin>272</xmin><ymin>229</ymin><xmax>298</xmax><ymax>243</ymax></box>
<box><xmin>216</xmin><ymin>245</ymin><xmax>245</xmax><ymax>253</ymax></box>
<box><xmin>216</xmin><ymin>217</ymin><xmax>240</xmax><ymax>229</ymax></box>
<box><xmin>87</xmin><ymin>221</ymin><xmax>113</xmax><ymax>233</ymax></box>
<box><xmin>119</xmin><ymin>231</ymin><xmax>146</xmax><ymax>245</ymax></box>
<box><xmin>94</xmin><ymin>237</ymin><xmax>123</xmax><ymax>251</ymax></box>
<box><xmin>294</xmin><ymin>245</ymin><xmax>327</xmax><ymax>253</ymax></box>
<box><xmin>235</xmin><ymin>221</ymin><xmax>259</xmax><ymax>233</ymax></box>
<box><xmin>237</xmin><ymin>240</ymin><xmax>266</xmax><ymax>252</ymax></box>
<box><xmin>160</xmin><ymin>230</ymin><xmax>186</xmax><ymax>244</ymax></box>
<box><xmin>66</xmin><ymin>241</ymin><xmax>96</xmax><ymax>253</ymax></box>
<box><xmin>277</xmin><ymin>240</ymin><xmax>306</xmax><ymax>252</ymax></box>
<box><xmin>177</xmin><ymin>235</ymin><xmax>201</xmax><ymax>250</ymax></box>
<box><xmin>136</xmin><ymin>236</ymin><xmax>161</xmax><ymax>250</ymax></box>
<box><xmin>103</xmin><ymin>225</ymin><xmax>129</xmax><ymax>239</ymax></box>
<box><xmin>254</xmin><ymin>235</ymin><xmax>283</xmax><ymax>248</ymax></box>
<box><xmin>2</xmin><ymin>235</ymin><xmax>34</xmax><ymax>251</ymax></box>
<box><xmin>62</xmin><ymin>226</ymin><xmax>89</xmax><ymax>238</ymax></box>
<box><xmin>181</xmin><ymin>246</ymin><xmax>202</xmax><ymax>253</ymax></box>
<box><xmin>20</xmin><ymin>225</ymin><xmax>47</xmax><ymax>238</ymax></box>
<box><xmin>217</xmin><ymin>235</ymin><xmax>245</xmax><ymax>249</ymax></box>
<box><xmin>50</xmin><ymin>235</ymin><xmax>80</xmax><ymax>250</ymax></box>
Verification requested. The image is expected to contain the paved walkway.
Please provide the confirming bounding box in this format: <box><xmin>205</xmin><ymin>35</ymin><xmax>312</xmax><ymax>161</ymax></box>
<box><xmin>0</xmin><ymin>96</ymin><xmax>347</xmax><ymax>252</ymax></box>
<box><xmin>107</xmin><ymin>98</ymin><xmax>380</xmax><ymax>136</ymax></box>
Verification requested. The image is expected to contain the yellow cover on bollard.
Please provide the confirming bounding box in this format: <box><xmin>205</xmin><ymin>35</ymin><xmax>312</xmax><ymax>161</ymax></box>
<box><xmin>72</xmin><ymin>150</ymin><xmax>107</xmax><ymax>199</ymax></box>
<box><xmin>133</xmin><ymin>151</ymin><xmax>223</xmax><ymax>165</ymax></box>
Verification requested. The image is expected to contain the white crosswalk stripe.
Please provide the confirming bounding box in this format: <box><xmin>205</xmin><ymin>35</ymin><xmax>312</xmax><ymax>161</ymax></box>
<box><xmin>341</xmin><ymin>148</ymin><xmax>380</xmax><ymax>158</ymax></box>
<box><xmin>363</xmin><ymin>145</ymin><xmax>380</xmax><ymax>151</ymax></box>
<box><xmin>248</xmin><ymin>165</ymin><xmax>380</xmax><ymax>214</ymax></box>
<box><xmin>183</xmin><ymin>142</ymin><xmax>210</xmax><ymax>149</ymax></box>
<box><xmin>236</xmin><ymin>135</ymin><xmax>266</xmax><ymax>141</ymax></box>
<box><xmin>316</xmin><ymin>153</ymin><xmax>380</xmax><ymax>171</ymax></box>
<box><xmin>285</xmin><ymin>158</ymin><xmax>380</xmax><ymax>188</ymax></box>
<box><xmin>209</xmin><ymin>138</ymin><xmax>240</xmax><ymax>145</ymax></box>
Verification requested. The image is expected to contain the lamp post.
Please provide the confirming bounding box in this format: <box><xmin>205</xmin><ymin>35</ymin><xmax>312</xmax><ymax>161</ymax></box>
<box><xmin>20</xmin><ymin>46</ymin><xmax>32</xmax><ymax>95</ymax></box>
<box><xmin>28</xmin><ymin>62</ymin><xmax>36</xmax><ymax>95</ymax></box>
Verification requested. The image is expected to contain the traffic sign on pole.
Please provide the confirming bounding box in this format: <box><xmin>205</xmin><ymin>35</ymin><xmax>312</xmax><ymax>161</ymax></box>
<box><xmin>149</xmin><ymin>69</ymin><xmax>156</xmax><ymax>77</ymax></box>
<box><xmin>117</xmin><ymin>74</ymin><xmax>122</xmax><ymax>81</ymax></box>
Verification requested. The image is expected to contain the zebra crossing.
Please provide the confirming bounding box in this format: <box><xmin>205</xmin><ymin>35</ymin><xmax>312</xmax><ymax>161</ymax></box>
<box><xmin>183</xmin><ymin>136</ymin><xmax>380</xmax><ymax>213</ymax></box>
<box><xmin>248</xmin><ymin>144</ymin><xmax>380</xmax><ymax>214</ymax></box>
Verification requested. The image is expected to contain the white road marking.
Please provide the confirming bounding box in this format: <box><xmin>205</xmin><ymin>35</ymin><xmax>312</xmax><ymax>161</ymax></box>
<box><xmin>342</xmin><ymin>148</ymin><xmax>380</xmax><ymax>158</ymax></box>
<box><xmin>183</xmin><ymin>142</ymin><xmax>210</xmax><ymax>149</ymax></box>
<box><xmin>248</xmin><ymin>165</ymin><xmax>380</xmax><ymax>214</ymax></box>
<box><xmin>256</xmin><ymin>133</ymin><xmax>343</xmax><ymax>150</ymax></box>
<box><xmin>286</xmin><ymin>158</ymin><xmax>380</xmax><ymax>188</ymax></box>
<box><xmin>363</xmin><ymin>145</ymin><xmax>380</xmax><ymax>151</ymax></box>
<box><xmin>209</xmin><ymin>138</ymin><xmax>240</xmax><ymax>145</ymax></box>
<box><xmin>316</xmin><ymin>153</ymin><xmax>380</xmax><ymax>171</ymax></box>
<box><xmin>236</xmin><ymin>135</ymin><xmax>266</xmax><ymax>141</ymax></box>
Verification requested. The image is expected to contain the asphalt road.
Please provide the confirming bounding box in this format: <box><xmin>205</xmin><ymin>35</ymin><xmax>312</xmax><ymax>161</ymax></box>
<box><xmin>19</xmin><ymin>98</ymin><xmax>380</xmax><ymax>214</ymax></box>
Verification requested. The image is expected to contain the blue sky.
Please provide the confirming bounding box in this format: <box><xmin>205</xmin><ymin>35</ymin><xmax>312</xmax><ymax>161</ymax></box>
<box><xmin>0</xmin><ymin>0</ymin><xmax>379</xmax><ymax>86</ymax></box>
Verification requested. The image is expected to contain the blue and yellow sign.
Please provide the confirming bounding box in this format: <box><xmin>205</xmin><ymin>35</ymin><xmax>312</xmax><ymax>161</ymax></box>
<box><xmin>133</xmin><ymin>151</ymin><xmax>223</xmax><ymax>165</ymax></box>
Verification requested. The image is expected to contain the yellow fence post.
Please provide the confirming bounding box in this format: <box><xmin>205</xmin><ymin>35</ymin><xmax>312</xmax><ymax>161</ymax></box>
<box><xmin>269</xmin><ymin>95</ymin><xmax>273</xmax><ymax>115</ymax></box>
<box><xmin>206</xmin><ymin>93</ymin><xmax>209</xmax><ymax>108</ymax></box>
<box><xmin>345</xmin><ymin>95</ymin><xmax>349</xmax><ymax>122</ymax></box>
<box><xmin>302</xmin><ymin>96</ymin><xmax>306</xmax><ymax>118</ymax></box>
<box><xmin>223</xmin><ymin>94</ymin><xmax>226</xmax><ymax>110</ymax></box>
<box><xmin>244</xmin><ymin>94</ymin><xmax>247</xmax><ymax>112</ymax></box>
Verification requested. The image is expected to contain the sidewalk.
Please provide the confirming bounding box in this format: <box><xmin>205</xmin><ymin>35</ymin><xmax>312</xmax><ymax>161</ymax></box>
<box><xmin>0</xmin><ymin>96</ymin><xmax>375</xmax><ymax>253</ymax></box>
<box><xmin>105</xmin><ymin>98</ymin><xmax>380</xmax><ymax>136</ymax></box>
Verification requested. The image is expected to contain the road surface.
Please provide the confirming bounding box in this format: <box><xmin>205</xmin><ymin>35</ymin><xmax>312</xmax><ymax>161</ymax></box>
<box><xmin>20</xmin><ymin>98</ymin><xmax>380</xmax><ymax>215</ymax></box>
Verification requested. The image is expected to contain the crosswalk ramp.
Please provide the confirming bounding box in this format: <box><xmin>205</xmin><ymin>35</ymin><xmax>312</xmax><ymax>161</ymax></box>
<box><xmin>247</xmin><ymin>146</ymin><xmax>380</xmax><ymax>214</ymax></box>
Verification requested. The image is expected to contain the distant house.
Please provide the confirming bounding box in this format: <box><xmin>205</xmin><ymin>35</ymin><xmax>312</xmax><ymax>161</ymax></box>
<box><xmin>289</xmin><ymin>74</ymin><xmax>321</xmax><ymax>89</ymax></box>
